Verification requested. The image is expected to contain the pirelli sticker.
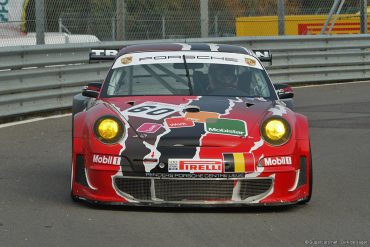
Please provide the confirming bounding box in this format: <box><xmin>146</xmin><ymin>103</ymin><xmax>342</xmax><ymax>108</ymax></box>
<box><xmin>168</xmin><ymin>159</ymin><xmax>223</xmax><ymax>173</ymax></box>
<box><xmin>222</xmin><ymin>153</ymin><xmax>255</xmax><ymax>173</ymax></box>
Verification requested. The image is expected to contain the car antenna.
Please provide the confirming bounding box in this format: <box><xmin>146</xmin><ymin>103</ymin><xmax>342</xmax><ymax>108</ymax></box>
<box><xmin>182</xmin><ymin>55</ymin><xmax>193</xmax><ymax>95</ymax></box>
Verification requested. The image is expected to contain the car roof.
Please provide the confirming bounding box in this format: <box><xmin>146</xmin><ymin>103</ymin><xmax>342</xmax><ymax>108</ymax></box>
<box><xmin>118</xmin><ymin>43</ymin><xmax>254</xmax><ymax>57</ymax></box>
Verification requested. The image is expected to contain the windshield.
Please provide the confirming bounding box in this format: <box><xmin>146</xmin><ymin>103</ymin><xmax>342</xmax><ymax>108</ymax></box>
<box><xmin>101</xmin><ymin>51</ymin><xmax>277</xmax><ymax>99</ymax></box>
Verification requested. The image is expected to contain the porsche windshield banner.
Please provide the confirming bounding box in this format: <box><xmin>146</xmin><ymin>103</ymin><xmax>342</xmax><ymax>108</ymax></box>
<box><xmin>112</xmin><ymin>51</ymin><xmax>263</xmax><ymax>70</ymax></box>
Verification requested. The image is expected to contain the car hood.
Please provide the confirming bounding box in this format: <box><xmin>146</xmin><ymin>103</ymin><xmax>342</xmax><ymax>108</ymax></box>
<box><xmin>103</xmin><ymin>96</ymin><xmax>281</xmax><ymax>147</ymax></box>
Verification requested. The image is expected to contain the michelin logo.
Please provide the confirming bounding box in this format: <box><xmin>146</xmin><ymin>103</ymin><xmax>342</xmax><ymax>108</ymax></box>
<box><xmin>93</xmin><ymin>155</ymin><xmax>121</xmax><ymax>165</ymax></box>
<box><xmin>263</xmin><ymin>156</ymin><xmax>292</xmax><ymax>166</ymax></box>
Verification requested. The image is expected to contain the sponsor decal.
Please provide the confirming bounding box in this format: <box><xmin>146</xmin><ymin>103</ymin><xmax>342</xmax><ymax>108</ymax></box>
<box><xmin>245</xmin><ymin>58</ymin><xmax>256</xmax><ymax>66</ymax></box>
<box><xmin>262</xmin><ymin>156</ymin><xmax>292</xmax><ymax>166</ymax></box>
<box><xmin>168</xmin><ymin>159</ymin><xmax>223</xmax><ymax>173</ymax></box>
<box><xmin>0</xmin><ymin>0</ymin><xmax>8</xmax><ymax>22</ymax></box>
<box><xmin>112</xmin><ymin>51</ymin><xmax>264</xmax><ymax>70</ymax></box>
<box><xmin>137</xmin><ymin>123</ymin><xmax>162</xmax><ymax>133</ymax></box>
<box><xmin>138</xmin><ymin>54</ymin><xmax>238</xmax><ymax>62</ymax></box>
<box><xmin>185</xmin><ymin>111</ymin><xmax>220</xmax><ymax>123</ymax></box>
<box><xmin>123</xmin><ymin>102</ymin><xmax>178</xmax><ymax>120</ymax></box>
<box><xmin>91</xmin><ymin>49</ymin><xmax>118</xmax><ymax>57</ymax></box>
<box><xmin>268</xmin><ymin>105</ymin><xmax>287</xmax><ymax>116</ymax></box>
<box><xmin>93</xmin><ymin>154</ymin><xmax>121</xmax><ymax>165</ymax></box>
<box><xmin>121</xmin><ymin>56</ymin><xmax>133</xmax><ymax>64</ymax></box>
<box><xmin>223</xmin><ymin>153</ymin><xmax>255</xmax><ymax>173</ymax></box>
<box><xmin>205</xmin><ymin>118</ymin><xmax>247</xmax><ymax>137</ymax></box>
<box><xmin>165</xmin><ymin>117</ymin><xmax>194</xmax><ymax>128</ymax></box>
<box><xmin>145</xmin><ymin>173</ymin><xmax>245</xmax><ymax>179</ymax></box>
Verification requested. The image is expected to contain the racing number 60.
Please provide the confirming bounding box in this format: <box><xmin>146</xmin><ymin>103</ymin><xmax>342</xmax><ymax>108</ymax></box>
<box><xmin>127</xmin><ymin>105</ymin><xmax>174</xmax><ymax>116</ymax></box>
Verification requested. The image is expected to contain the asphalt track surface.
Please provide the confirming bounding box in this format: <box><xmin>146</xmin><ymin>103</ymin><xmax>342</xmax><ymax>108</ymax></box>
<box><xmin>1</xmin><ymin>82</ymin><xmax>369</xmax><ymax>247</ymax></box>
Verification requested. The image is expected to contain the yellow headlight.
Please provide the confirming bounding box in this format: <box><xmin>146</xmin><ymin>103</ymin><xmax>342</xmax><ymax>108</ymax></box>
<box><xmin>261</xmin><ymin>117</ymin><xmax>291</xmax><ymax>146</ymax></box>
<box><xmin>94</xmin><ymin>117</ymin><xmax>124</xmax><ymax>143</ymax></box>
<box><xmin>98</xmin><ymin>119</ymin><xmax>119</xmax><ymax>140</ymax></box>
<box><xmin>265</xmin><ymin>120</ymin><xmax>286</xmax><ymax>141</ymax></box>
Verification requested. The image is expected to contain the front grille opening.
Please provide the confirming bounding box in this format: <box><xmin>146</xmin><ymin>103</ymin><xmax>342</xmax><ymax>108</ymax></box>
<box><xmin>114</xmin><ymin>177</ymin><xmax>273</xmax><ymax>203</ymax></box>
<box><xmin>240</xmin><ymin>179</ymin><xmax>272</xmax><ymax>200</ymax></box>
<box><xmin>115</xmin><ymin>177</ymin><xmax>151</xmax><ymax>200</ymax></box>
<box><xmin>155</xmin><ymin>180</ymin><xmax>234</xmax><ymax>201</ymax></box>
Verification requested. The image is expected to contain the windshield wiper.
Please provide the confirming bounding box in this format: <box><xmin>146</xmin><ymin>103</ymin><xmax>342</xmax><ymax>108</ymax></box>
<box><xmin>182</xmin><ymin>55</ymin><xmax>193</xmax><ymax>95</ymax></box>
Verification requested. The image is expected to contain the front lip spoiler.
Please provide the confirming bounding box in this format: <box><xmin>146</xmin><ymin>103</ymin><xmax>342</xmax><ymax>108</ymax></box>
<box><xmin>72</xmin><ymin>195</ymin><xmax>306</xmax><ymax>208</ymax></box>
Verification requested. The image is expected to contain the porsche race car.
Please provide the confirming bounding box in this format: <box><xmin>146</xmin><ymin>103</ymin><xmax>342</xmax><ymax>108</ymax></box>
<box><xmin>71</xmin><ymin>43</ymin><xmax>312</xmax><ymax>206</ymax></box>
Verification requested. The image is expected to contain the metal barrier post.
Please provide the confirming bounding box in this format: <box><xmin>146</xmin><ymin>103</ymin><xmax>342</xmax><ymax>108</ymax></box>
<box><xmin>112</xmin><ymin>17</ymin><xmax>116</xmax><ymax>41</ymax></box>
<box><xmin>162</xmin><ymin>15</ymin><xmax>166</xmax><ymax>39</ymax></box>
<box><xmin>214</xmin><ymin>15</ymin><xmax>219</xmax><ymax>36</ymax></box>
<box><xmin>328</xmin><ymin>0</ymin><xmax>345</xmax><ymax>34</ymax></box>
<box><xmin>58</xmin><ymin>18</ymin><xmax>62</xmax><ymax>33</ymax></box>
<box><xmin>321</xmin><ymin>0</ymin><xmax>341</xmax><ymax>34</ymax></box>
<box><xmin>116</xmin><ymin>0</ymin><xmax>126</xmax><ymax>40</ymax></box>
<box><xmin>360</xmin><ymin>0</ymin><xmax>368</xmax><ymax>34</ymax></box>
<box><xmin>200</xmin><ymin>0</ymin><xmax>209</xmax><ymax>38</ymax></box>
<box><xmin>35</xmin><ymin>0</ymin><xmax>45</xmax><ymax>45</ymax></box>
<box><xmin>278</xmin><ymin>0</ymin><xmax>285</xmax><ymax>35</ymax></box>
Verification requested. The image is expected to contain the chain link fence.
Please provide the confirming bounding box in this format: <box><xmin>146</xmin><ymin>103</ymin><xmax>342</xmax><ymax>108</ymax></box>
<box><xmin>0</xmin><ymin>0</ymin><xmax>367</xmax><ymax>46</ymax></box>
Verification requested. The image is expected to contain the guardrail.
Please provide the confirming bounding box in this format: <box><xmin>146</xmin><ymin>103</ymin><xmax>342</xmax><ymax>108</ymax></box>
<box><xmin>1</xmin><ymin>34</ymin><xmax>370</xmax><ymax>119</ymax></box>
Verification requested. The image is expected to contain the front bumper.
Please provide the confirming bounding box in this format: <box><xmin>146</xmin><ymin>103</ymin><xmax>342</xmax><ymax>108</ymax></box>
<box><xmin>72</xmin><ymin>156</ymin><xmax>310</xmax><ymax>206</ymax></box>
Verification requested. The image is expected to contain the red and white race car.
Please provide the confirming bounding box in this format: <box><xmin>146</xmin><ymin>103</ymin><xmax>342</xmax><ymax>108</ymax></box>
<box><xmin>71</xmin><ymin>43</ymin><xmax>312</xmax><ymax>206</ymax></box>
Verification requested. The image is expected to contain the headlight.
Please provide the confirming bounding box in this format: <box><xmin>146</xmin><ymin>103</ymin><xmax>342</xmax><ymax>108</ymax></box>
<box><xmin>94</xmin><ymin>116</ymin><xmax>124</xmax><ymax>144</ymax></box>
<box><xmin>261</xmin><ymin>117</ymin><xmax>291</xmax><ymax>146</ymax></box>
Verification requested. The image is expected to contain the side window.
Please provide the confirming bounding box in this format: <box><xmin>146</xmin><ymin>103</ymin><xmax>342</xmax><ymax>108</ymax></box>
<box><xmin>107</xmin><ymin>69</ymin><xmax>126</xmax><ymax>95</ymax></box>
<box><xmin>250</xmin><ymin>70</ymin><xmax>270</xmax><ymax>97</ymax></box>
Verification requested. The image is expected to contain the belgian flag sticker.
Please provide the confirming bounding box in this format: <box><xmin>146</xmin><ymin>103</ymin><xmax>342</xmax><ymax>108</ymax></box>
<box><xmin>222</xmin><ymin>153</ymin><xmax>255</xmax><ymax>173</ymax></box>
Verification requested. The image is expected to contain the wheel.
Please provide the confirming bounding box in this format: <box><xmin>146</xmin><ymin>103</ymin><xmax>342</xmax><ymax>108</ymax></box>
<box><xmin>70</xmin><ymin>162</ymin><xmax>79</xmax><ymax>202</ymax></box>
<box><xmin>70</xmin><ymin>192</ymin><xmax>80</xmax><ymax>202</ymax></box>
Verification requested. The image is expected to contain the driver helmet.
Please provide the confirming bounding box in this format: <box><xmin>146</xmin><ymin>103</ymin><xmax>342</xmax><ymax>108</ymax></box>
<box><xmin>208</xmin><ymin>64</ymin><xmax>237</xmax><ymax>89</ymax></box>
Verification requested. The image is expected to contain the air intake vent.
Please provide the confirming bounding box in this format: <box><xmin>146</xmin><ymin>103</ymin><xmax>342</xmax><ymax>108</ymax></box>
<box><xmin>298</xmin><ymin>156</ymin><xmax>307</xmax><ymax>187</ymax></box>
<box><xmin>114</xmin><ymin>177</ymin><xmax>273</xmax><ymax>203</ymax></box>
<box><xmin>75</xmin><ymin>154</ymin><xmax>88</xmax><ymax>186</ymax></box>
<box><xmin>184</xmin><ymin>105</ymin><xmax>200</xmax><ymax>112</ymax></box>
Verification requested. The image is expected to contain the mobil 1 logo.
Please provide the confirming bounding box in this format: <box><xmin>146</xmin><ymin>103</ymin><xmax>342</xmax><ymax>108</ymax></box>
<box><xmin>123</xmin><ymin>102</ymin><xmax>179</xmax><ymax>120</ymax></box>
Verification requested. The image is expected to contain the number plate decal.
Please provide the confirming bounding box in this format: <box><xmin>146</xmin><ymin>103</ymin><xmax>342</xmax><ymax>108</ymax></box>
<box><xmin>123</xmin><ymin>102</ymin><xmax>180</xmax><ymax>120</ymax></box>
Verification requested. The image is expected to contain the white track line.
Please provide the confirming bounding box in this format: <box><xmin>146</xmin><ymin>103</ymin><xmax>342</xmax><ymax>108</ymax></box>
<box><xmin>293</xmin><ymin>80</ymin><xmax>370</xmax><ymax>89</ymax></box>
<box><xmin>0</xmin><ymin>113</ymin><xmax>72</xmax><ymax>129</ymax></box>
<box><xmin>1</xmin><ymin>80</ymin><xmax>368</xmax><ymax>128</ymax></box>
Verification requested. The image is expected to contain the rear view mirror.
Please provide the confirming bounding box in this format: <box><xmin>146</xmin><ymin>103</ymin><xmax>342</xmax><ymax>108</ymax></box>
<box><xmin>274</xmin><ymin>84</ymin><xmax>294</xmax><ymax>99</ymax></box>
<box><xmin>173</xmin><ymin>63</ymin><xmax>204</xmax><ymax>70</ymax></box>
<box><xmin>82</xmin><ymin>82</ymin><xmax>102</xmax><ymax>98</ymax></box>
